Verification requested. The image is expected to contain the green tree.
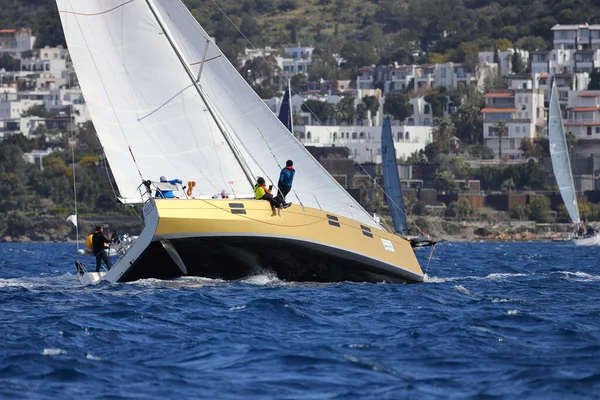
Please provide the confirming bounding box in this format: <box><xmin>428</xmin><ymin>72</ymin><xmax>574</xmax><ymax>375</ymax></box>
<box><xmin>511</xmin><ymin>51</ymin><xmax>526</xmax><ymax>74</ymax></box>
<box><xmin>510</xmin><ymin>204</ymin><xmax>528</xmax><ymax>221</ymax></box>
<box><xmin>424</xmin><ymin>91</ymin><xmax>448</xmax><ymax>118</ymax></box>
<box><xmin>383</xmin><ymin>92</ymin><xmax>413</xmax><ymax>122</ymax></box>
<box><xmin>336</xmin><ymin>97</ymin><xmax>355</xmax><ymax>124</ymax></box>
<box><xmin>433</xmin><ymin>167</ymin><xmax>458</xmax><ymax>193</ymax></box>
<box><xmin>362</xmin><ymin>95</ymin><xmax>380</xmax><ymax>119</ymax></box>
<box><xmin>302</xmin><ymin>99</ymin><xmax>335</xmax><ymax>124</ymax></box>
<box><xmin>21</xmin><ymin>104</ymin><xmax>52</xmax><ymax>118</ymax></box>
<box><xmin>530</xmin><ymin>196</ymin><xmax>551</xmax><ymax>223</ymax></box>
<box><xmin>589</xmin><ymin>69</ymin><xmax>600</xmax><ymax>90</ymax></box>
<box><xmin>501</xmin><ymin>178</ymin><xmax>516</xmax><ymax>194</ymax></box>
<box><xmin>493</xmin><ymin>122</ymin><xmax>508</xmax><ymax>160</ymax></box>
<box><xmin>457</xmin><ymin>199</ymin><xmax>473</xmax><ymax>219</ymax></box>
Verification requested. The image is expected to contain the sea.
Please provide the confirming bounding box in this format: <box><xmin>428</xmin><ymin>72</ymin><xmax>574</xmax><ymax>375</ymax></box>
<box><xmin>1</xmin><ymin>242</ymin><xmax>600</xmax><ymax>399</ymax></box>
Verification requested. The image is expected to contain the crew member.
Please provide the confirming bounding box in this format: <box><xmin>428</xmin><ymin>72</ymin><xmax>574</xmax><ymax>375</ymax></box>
<box><xmin>92</xmin><ymin>225</ymin><xmax>112</xmax><ymax>273</ymax></box>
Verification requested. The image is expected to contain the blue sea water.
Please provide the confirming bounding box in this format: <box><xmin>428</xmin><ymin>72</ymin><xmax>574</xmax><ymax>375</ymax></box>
<box><xmin>1</xmin><ymin>242</ymin><xmax>600</xmax><ymax>399</ymax></box>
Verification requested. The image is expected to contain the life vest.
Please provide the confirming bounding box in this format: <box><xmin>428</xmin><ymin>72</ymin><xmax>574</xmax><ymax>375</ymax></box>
<box><xmin>85</xmin><ymin>234</ymin><xmax>93</xmax><ymax>250</ymax></box>
<box><xmin>254</xmin><ymin>184</ymin><xmax>269</xmax><ymax>199</ymax></box>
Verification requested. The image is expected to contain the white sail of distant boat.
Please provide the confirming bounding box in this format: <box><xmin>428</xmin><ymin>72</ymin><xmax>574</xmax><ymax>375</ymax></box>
<box><xmin>548</xmin><ymin>83</ymin><xmax>598</xmax><ymax>246</ymax></box>
<box><xmin>57</xmin><ymin>0</ymin><xmax>426</xmax><ymax>284</ymax></box>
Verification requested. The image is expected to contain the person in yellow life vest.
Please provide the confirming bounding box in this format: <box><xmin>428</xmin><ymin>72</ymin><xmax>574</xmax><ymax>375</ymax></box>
<box><xmin>254</xmin><ymin>177</ymin><xmax>287</xmax><ymax>212</ymax></box>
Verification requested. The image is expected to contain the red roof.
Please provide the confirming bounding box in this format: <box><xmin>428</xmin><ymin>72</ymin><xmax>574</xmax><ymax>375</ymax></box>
<box><xmin>577</xmin><ymin>93</ymin><xmax>600</xmax><ymax>97</ymax></box>
<box><xmin>484</xmin><ymin>93</ymin><xmax>514</xmax><ymax>98</ymax></box>
<box><xmin>358</xmin><ymin>67</ymin><xmax>374</xmax><ymax>71</ymax></box>
<box><xmin>539</xmin><ymin>74</ymin><xmax>548</xmax><ymax>78</ymax></box>
<box><xmin>564</xmin><ymin>122</ymin><xmax>600</xmax><ymax>126</ymax></box>
<box><xmin>570</xmin><ymin>107</ymin><xmax>600</xmax><ymax>112</ymax></box>
<box><xmin>0</xmin><ymin>29</ymin><xmax>15</xmax><ymax>33</ymax></box>
<box><xmin>482</xmin><ymin>108</ymin><xmax>517</xmax><ymax>113</ymax></box>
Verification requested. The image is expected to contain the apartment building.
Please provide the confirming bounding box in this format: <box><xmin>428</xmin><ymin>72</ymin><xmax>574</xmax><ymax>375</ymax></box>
<box><xmin>482</xmin><ymin>78</ymin><xmax>546</xmax><ymax>160</ymax></box>
<box><xmin>294</xmin><ymin>124</ymin><xmax>431</xmax><ymax>163</ymax></box>
<box><xmin>478</xmin><ymin>49</ymin><xmax>529</xmax><ymax>76</ymax></box>
<box><xmin>564</xmin><ymin>90</ymin><xmax>600</xmax><ymax>144</ymax></box>
<box><xmin>552</xmin><ymin>24</ymin><xmax>600</xmax><ymax>51</ymax></box>
<box><xmin>0</xmin><ymin>28</ymin><xmax>35</xmax><ymax>55</ymax></box>
<box><xmin>357</xmin><ymin>62</ymin><xmax>480</xmax><ymax>93</ymax></box>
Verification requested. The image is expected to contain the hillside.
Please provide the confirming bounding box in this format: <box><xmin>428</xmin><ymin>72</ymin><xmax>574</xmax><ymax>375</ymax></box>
<box><xmin>8</xmin><ymin>1</ymin><xmax>600</xmax><ymax>67</ymax></box>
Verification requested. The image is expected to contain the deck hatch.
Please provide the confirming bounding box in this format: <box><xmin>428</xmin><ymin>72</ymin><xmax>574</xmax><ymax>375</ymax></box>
<box><xmin>326</xmin><ymin>214</ymin><xmax>339</xmax><ymax>222</ymax></box>
<box><xmin>230</xmin><ymin>209</ymin><xmax>247</xmax><ymax>215</ymax></box>
<box><xmin>328</xmin><ymin>221</ymin><xmax>341</xmax><ymax>227</ymax></box>
<box><xmin>229</xmin><ymin>203</ymin><xmax>245</xmax><ymax>209</ymax></box>
<box><xmin>360</xmin><ymin>225</ymin><xmax>372</xmax><ymax>232</ymax></box>
<box><xmin>362</xmin><ymin>231</ymin><xmax>374</xmax><ymax>238</ymax></box>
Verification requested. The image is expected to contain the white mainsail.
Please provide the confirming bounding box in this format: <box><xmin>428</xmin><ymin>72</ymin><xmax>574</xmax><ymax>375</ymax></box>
<box><xmin>58</xmin><ymin>0</ymin><xmax>379</xmax><ymax>228</ymax></box>
<box><xmin>548</xmin><ymin>83</ymin><xmax>580</xmax><ymax>224</ymax></box>
<box><xmin>57</xmin><ymin>0</ymin><xmax>253</xmax><ymax>200</ymax></box>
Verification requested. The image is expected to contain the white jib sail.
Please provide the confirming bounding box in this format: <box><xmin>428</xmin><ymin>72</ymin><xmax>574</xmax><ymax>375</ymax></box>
<box><xmin>150</xmin><ymin>0</ymin><xmax>380</xmax><ymax>228</ymax></box>
<box><xmin>56</xmin><ymin>0</ymin><xmax>254</xmax><ymax>201</ymax></box>
<box><xmin>548</xmin><ymin>83</ymin><xmax>580</xmax><ymax>224</ymax></box>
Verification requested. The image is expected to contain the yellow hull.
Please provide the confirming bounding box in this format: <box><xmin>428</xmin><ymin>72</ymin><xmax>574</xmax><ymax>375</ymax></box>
<box><xmin>113</xmin><ymin>199</ymin><xmax>424</xmax><ymax>283</ymax></box>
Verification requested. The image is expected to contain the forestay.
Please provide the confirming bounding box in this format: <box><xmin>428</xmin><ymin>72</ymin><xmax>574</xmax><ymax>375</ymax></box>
<box><xmin>548</xmin><ymin>83</ymin><xmax>580</xmax><ymax>224</ymax></box>
<box><xmin>56</xmin><ymin>0</ymin><xmax>254</xmax><ymax>201</ymax></box>
<box><xmin>150</xmin><ymin>0</ymin><xmax>380</xmax><ymax>228</ymax></box>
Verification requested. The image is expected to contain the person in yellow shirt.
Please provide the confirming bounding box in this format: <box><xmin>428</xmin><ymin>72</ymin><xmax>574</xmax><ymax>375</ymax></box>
<box><xmin>254</xmin><ymin>177</ymin><xmax>288</xmax><ymax>214</ymax></box>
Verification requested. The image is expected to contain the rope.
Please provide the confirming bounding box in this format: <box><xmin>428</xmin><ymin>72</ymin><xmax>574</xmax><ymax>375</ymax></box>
<box><xmin>424</xmin><ymin>244</ymin><xmax>436</xmax><ymax>276</ymax></box>
<box><xmin>65</xmin><ymin>1</ymin><xmax>80</xmax><ymax>255</ymax></box>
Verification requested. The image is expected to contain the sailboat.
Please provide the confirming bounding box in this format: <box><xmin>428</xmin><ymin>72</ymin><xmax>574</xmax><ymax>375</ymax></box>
<box><xmin>548</xmin><ymin>83</ymin><xmax>598</xmax><ymax>246</ymax></box>
<box><xmin>57</xmin><ymin>0</ymin><xmax>425</xmax><ymax>284</ymax></box>
<box><xmin>380</xmin><ymin>117</ymin><xmax>435</xmax><ymax>248</ymax></box>
<box><xmin>278</xmin><ymin>80</ymin><xmax>293</xmax><ymax>133</ymax></box>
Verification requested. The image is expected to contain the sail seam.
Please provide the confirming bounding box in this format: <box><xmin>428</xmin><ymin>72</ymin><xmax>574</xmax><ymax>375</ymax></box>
<box><xmin>59</xmin><ymin>0</ymin><xmax>136</xmax><ymax>16</ymax></box>
<box><xmin>190</xmin><ymin>55</ymin><xmax>222</xmax><ymax>66</ymax></box>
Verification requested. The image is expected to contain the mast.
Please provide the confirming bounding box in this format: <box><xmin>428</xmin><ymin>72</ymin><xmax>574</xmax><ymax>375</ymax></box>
<box><xmin>143</xmin><ymin>0</ymin><xmax>255</xmax><ymax>188</ymax></box>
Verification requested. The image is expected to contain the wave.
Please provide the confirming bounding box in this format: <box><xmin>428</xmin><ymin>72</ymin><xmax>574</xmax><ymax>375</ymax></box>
<box><xmin>556</xmin><ymin>271</ymin><xmax>600</xmax><ymax>281</ymax></box>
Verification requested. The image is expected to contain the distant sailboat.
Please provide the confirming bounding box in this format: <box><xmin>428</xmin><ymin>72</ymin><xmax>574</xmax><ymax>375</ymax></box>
<box><xmin>380</xmin><ymin>117</ymin><xmax>435</xmax><ymax>249</ymax></box>
<box><xmin>278</xmin><ymin>80</ymin><xmax>293</xmax><ymax>133</ymax></box>
<box><xmin>381</xmin><ymin>117</ymin><xmax>407</xmax><ymax>234</ymax></box>
<box><xmin>57</xmin><ymin>0</ymin><xmax>425</xmax><ymax>284</ymax></box>
<box><xmin>548</xmin><ymin>83</ymin><xmax>598</xmax><ymax>246</ymax></box>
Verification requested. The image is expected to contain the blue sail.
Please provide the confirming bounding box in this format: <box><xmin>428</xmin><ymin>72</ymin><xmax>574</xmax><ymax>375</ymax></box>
<box><xmin>381</xmin><ymin>117</ymin><xmax>407</xmax><ymax>233</ymax></box>
<box><xmin>278</xmin><ymin>84</ymin><xmax>292</xmax><ymax>132</ymax></box>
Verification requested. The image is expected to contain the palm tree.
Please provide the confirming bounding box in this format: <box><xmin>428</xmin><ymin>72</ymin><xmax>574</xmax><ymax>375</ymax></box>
<box><xmin>501</xmin><ymin>178</ymin><xmax>515</xmax><ymax>194</ymax></box>
<box><xmin>493</xmin><ymin>122</ymin><xmax>507</xmax><ymax>161</ymax></box>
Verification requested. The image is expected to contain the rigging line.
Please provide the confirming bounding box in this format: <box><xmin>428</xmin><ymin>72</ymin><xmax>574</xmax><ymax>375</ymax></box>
<box><xmin>66</xmin><ymin>0</ymin><xmax>145</xmax><ymax>186</ymax></box>
<box><xmin>102</xmin><ymin>151</ymin><xmax>119</xmax><ymax>199</ymax></box>
<box><xmin>64</xmin><ymin>4</ymin><xmax>80</xmax><ymax>253</ymax></box>
<box><xmin>424</xmin><ymin>244</ymin><xmax>436</xmax><ymax>277</ymax></box>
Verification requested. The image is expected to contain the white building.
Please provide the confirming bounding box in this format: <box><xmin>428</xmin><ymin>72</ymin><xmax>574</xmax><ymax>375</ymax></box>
<box><xmin>552</xmin><ymin>24</ymin><xmax>600</xmax><ymax>51</ymax></box>
<box><xmin>482</xmin><ymin>78</ymin><xmax>546</xmax><ymax>160</ymax></box>
<box><xmin>478</xmin><ymin>49</ymin><xmax>530</xmax><ymax>76</ymax></box>
<box><xmin>0</xmin><ymin>28</ymin><xmax>36</xmax><ymax>55</ymax></box>
<box><xmin>564</xmin><ymin>90</ymin><xmax>600</xmax><ymax>141</ymax></box>
<box><xmin>0</xmin><ymin>98</ymin><xmax>43</xmax><ymax>119</ymax></box>
<box><xmin>294</xmin><ymin>124</ymin><xmax>431</xmax><ymax>163</ymax></box>
<box><xmin>357</xmin><ymin>62</ymin><xmax>481</xmax><ymax>93</ymax></box>
<box><xmin>23</xmin><ymin>148</ymin><xmax>55</xmax><ymax>169</ymax></box>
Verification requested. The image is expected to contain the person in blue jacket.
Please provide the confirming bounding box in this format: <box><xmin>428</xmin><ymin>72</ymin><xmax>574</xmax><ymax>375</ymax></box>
<box><xmin>155</xmin><ymin>176</ymin><xmax>182</xmax><ymax>198</ymax></box>
<box><xmin>276</xmin><ymin>160</ymin><xmax>295</xmax><ymax>203</ymax></box>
